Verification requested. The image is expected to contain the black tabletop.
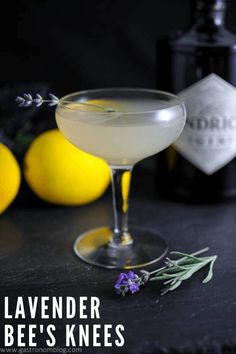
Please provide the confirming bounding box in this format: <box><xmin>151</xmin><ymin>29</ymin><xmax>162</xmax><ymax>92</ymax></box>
<box><xmin>0</xmin><ymin>172</ymin><xmax>236</xmax><ymax>354</ymax></box>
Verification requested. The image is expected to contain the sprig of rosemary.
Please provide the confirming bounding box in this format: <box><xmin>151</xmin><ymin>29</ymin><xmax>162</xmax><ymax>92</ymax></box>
<box><xmin>114</xmin><ymin>247</ymin><xmax>217</xmax><ymax>296</ymax></box>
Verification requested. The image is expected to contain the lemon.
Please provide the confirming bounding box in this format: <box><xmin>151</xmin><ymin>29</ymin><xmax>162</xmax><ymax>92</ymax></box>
<box><xmin>0</xmin><ymin>143</ymin><xmax>21</xmax><ymax>214</ymax></box>
<box><xmin>24</xmin><ymin>129</ymin><xmax>110</xmax><ymax>205</ymax></box>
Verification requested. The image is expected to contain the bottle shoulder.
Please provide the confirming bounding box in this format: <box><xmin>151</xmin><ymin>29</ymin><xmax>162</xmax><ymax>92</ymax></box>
<box><xmin>170</xmin><ymin>26</ymin><xmax>236</xmax><ymax>50</ymax></box>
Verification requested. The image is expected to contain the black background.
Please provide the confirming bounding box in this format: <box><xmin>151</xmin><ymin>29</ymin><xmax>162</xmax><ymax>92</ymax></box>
<box><xmin>3</xmin><ymin>0</ymin><xmax>236</xmax><ymax>96</ymax></box>
<box><xmin>1</xmin><ymin>0</ymin><xmax>236</xmax><ymax>201</ymax></box>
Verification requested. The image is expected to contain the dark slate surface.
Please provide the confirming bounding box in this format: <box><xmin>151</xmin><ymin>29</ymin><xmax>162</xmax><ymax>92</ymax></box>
<box><xmin>0</xmin><ymin>173</ymin><xmax>236</xmax><ymax>353</ymax></box>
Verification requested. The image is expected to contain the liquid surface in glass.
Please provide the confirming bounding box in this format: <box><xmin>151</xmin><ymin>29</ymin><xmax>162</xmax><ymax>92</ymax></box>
<box><xmin>56</xmin><ymin>98</ymin><xmax>185</xmax><ymax>166</ymax></box>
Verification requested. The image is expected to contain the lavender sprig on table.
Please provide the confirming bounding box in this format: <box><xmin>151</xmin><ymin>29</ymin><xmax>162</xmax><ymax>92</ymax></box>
<box><xmin>16</xmin><ymin>93</ymin><xmax>59</xmax><ymax>107</ymax></box>
<box><xmin>114</xmin><ymin>247</ymin><xmax>217</xmax><ymax>296</ymax></box>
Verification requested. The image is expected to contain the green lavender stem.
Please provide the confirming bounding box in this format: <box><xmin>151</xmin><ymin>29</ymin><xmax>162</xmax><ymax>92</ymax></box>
<box><xmin>148</xmin><ymin>247</ymin><xmax>209</xmax><ymax>276</ymax></box>
<box><xmin>147</xmin><ymin>247</ymin><xmax>217</xmax><ymax>295</ymax></box>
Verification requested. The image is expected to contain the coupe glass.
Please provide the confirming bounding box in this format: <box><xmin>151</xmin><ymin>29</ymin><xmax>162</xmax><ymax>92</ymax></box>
<box><xmin>55</xmin><ymin>88</ymin><xmax>186</xmax><ymax>269</ymax></box>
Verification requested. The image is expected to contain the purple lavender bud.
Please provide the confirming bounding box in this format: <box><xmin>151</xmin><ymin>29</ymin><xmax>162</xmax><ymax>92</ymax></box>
<box><xmin>129</xmin><ymin>283</ymin><xmax>139</xmax><ymax>294</ymax></box>
<box><xmin>15</xmin><ymin>96</ymin><xmax>24</xmax><ymax>103</ymax></box>
<box><xmin>49</xmin><ymin>93</ymin><xmax>59</xmax><ymax>102</ymax></box>
<box><xmin>33</xmin><ymin>99</ymin><xmax>43</xmax><ymax>107</ymax></box>
<box><xmin>114</xmin><ymin>271</ymin><xmax>143</xmax><ymax>296</ymax></box>
<box><xmin>36</xmin><ymin>93</ymin><xmax>43</xmax><ymax>100</ymax></box>
<box><xmin>24</xmin><ymin>100</ymin><xmax>32</xmax><ymax>107</ymax></box>
<box><xmin>23</xmin><ymin>93</ymin><xmax>33</xmax><ymax>101</ymax></box>
<box><xmin>116</xmin><ymin>273</ymin><xmax>127</xmax><ymax>286</ymax></box>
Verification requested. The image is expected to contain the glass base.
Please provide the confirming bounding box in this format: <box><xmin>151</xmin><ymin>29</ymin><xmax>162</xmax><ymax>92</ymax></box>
<box><xmin>73</xmin><ymin>226</ymin><xmax>168</xmax><ymax>269</ymax></box>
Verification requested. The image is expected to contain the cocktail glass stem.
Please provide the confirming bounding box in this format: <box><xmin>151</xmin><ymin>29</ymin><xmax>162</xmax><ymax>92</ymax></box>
<box><xmin>109</xmin><ymin>167</ymin><xmax>133</xmax><ymax>248</ymax></box>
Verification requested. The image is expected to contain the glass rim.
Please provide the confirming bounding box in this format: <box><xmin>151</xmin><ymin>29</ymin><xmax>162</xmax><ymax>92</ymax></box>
<box><xmin>58</xmin><ymin>87</ymin><xmax>184</xmax><ymax>115</ymax></box>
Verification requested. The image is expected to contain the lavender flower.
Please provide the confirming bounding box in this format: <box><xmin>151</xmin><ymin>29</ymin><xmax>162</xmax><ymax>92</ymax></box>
<box><xmin>16</xmin><ymin>93</ymin><xmax>59</xmax><ymax>107</ymax></box>
<box><xmin>114</xmin><ymin>271</ymin><xmax>147</xmax><ymax>296</ymax></box>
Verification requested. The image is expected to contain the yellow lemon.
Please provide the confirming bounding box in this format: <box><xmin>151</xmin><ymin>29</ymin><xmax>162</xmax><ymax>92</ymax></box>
<box><xmin>121</xmin><ymin>171</ymin><xmax>131</xmax><ymax>213</ymax></box>
<box><xmin>0</xmin><ymin>143</ymin><xmax>21</xmax><ymax>214</ymax></box>
<box><xmin>24</xmin><ymin>129</ymin><xmax>110</xmax><ymax>206</ymax></box>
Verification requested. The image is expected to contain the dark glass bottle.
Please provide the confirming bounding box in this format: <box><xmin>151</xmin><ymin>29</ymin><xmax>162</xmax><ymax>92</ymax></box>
<box><xmin>156</xmin><ymin>0</ymin><xmax>236</xmax><ymax>202</ymax></box>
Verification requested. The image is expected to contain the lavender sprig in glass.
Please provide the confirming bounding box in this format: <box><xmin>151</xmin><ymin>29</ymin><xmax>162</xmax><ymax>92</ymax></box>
<box><xmin>15</xmin><ymin>93</ymin><xmax>116</xmax><ymax>112</ymax></box>
<box><xmin>16</xmin><ymin>93</ymin><xmax>59</xmax><ymax>107</ymax></box>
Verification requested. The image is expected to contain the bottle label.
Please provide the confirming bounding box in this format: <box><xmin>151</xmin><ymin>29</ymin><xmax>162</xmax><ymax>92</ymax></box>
<box><xmin>175</xmin><ymin>73</ymin><xmax>236</xmax><ymax>175</ymax></box>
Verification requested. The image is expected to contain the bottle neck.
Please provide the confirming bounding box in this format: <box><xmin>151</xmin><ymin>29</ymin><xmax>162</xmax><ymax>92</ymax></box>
<box><xmin>193</xmin><ymin>0</ymin><xmax>226</xmax><ymax>29</ymax></box>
